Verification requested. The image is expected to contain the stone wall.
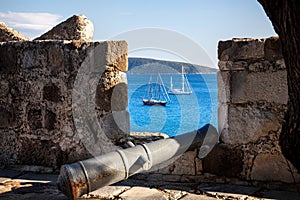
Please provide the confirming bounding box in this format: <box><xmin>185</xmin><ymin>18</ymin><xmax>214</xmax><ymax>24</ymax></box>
<box><xmin>0</xmin><ymin>16</ymin><xmax>129</xmax><ymax>169</ymax></box>
<box><xmin>133</xmin><ymin>37</ymin><xmax>299</xmax><ymax>189</ymax></box>
<box><xmin>215</xmin><ymin>37</ymin><xmax>300</xmax><ymax>183</ymax></box>
<box><xmin>1</xmin><ymin>14</ymin><xmax>298</xmax><ymax>188</ymax></box>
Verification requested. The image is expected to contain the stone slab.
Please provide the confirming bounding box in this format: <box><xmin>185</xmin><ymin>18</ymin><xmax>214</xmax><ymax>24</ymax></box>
<box><xmin>262</xmin><ymin>190</ymin><xmax>300</xmax><ymax>200</ymax></box>
<box><xmin>180</xmin><ymin>193</ymin><xmax>218</xmax><ymax>200</ymax></box>
<box><xmin>202</xmin><ymin>144</ymin><xmax>243</xmax><ymax>177</ymax></box>
<box><xmin>264</xmin><ymin>36</ymin><xmax>283</xmax><ymax>61</ymax></box>
<box><xmin>200</xmin><ymin>184</ymin><xmax>259</xmax><ymax>199</ymax></box>
<box><xmin>218</xmin><ymin>38</ymin><xmax>265</xmax><ymax>61</ymax></box>
<box><xmin>0</xmin><ymin>169</ymin><xmax>23</xmax><ymax>178</ymax></box>
<box><xmin>162</xmin><ymin>189</ymin><xmax>186</xmax><ymax>200</ymax></box>
<box><xmin>83</xmin><ymin>185</ymin><xmax>130</xmax><ymax>199</ymax></box>
<box><xmin>155</xmin><ymin>150</ymin><xmax>197</xmax><ymax>175</ymax></box>
<box><xmin>251</xmin><ymin>153</ymin><xmax>296</xmax><ymax>183</ymax></box>
<box><xmin>231</xmin><ymin>70</ymin><xmax>288</xmax><ymax>104</ymax></box>
<box><xmin>17</xmin><ymin>173</ymin><xmax>58</xmax><ymax>186</ymax></box>
<box><xmin>217</xmin><ymin>71</ymin><xmax>230</xmax><ymax>103</ymax></box>
<box><xmin>220</xmin><ymin>104</ymin><xmax>282</xmax><ymax>145</ymax></box>
<box><xmin>119</xmin><ymin>186</ymin><xmax>166</xmax><ymax>200</ymax></box>
<box><xmin>0</xmin><ymin>190</ymin><xmax>68</xmax><ymax>200</ymax></box>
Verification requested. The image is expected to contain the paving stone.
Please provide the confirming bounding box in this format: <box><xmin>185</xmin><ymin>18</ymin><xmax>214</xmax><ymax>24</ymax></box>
<box><xmin>180</xmin><ymin>193</ymin><xmax>217</xmax><ymax>200</ymax></box>
<box><xmin>119</xmin><ymin>186</ymin><xmax>166</xmax><ymax>200</ymax></box>
<box><xmin>200</xmin><ymin>184</ymin><xmax>259</xmax><ymax>199</ymax></box>
<box><xmin>83</xmin><ymin>185</ymin><xmax>130</xmax><ymax>199</ymax></box>
<box><xmin>17</xmin><ymin>172</ymin><xmax>58</xmax><ymax>186</ymax></box>
<box><xmin>262</xmin><ymin>190</ymin><xmax>300</xmax><ymax>200</ymax></box>
<box><xmin>0</xmin><ymin>184</ymin><xmax>11</xmax><ymax>194</ymax></box>
<box><xmin>161</xmin><ymin>189</ymin><xmax>186</xmax><ymax>200</ymax></box>
<box><xmin>0</xmin><ymin>177</ymin><xmax>11</xmax><ymax>184</ymax></box>
<box><xmin>0</xmin><ymin>192</ymin><xmax>68</xmax><ymax>200</ymax></box>
<box><xmin>0</xmin><ymin>169</ymin><xmax>24</xmax><ymax>178</ymax></box>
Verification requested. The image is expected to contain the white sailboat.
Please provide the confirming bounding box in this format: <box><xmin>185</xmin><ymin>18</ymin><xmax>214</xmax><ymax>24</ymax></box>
<box><xmin>168</xmin><ymin>66</ymin><xmax>192</xmax><ymax>95</ymax></box>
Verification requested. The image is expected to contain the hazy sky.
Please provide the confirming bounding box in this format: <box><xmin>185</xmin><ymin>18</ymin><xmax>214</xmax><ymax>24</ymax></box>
<box><xmin>0</xmin><ymin>0</ymin><xmax>276</xmax><ymax>67</ymax></box>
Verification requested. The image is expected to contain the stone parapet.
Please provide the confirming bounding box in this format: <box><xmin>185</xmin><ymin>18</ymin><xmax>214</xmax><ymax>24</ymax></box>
<box><xmin>34</xmin><ymin>14</ymin><xmax>94</xmax><ymax>42</ymax></box>
<box><xmin>0</xmin><ymin>22</ymin><xmax>30</xmax><ymax>42</ymax></box>
<box><xmin>0</xmin><ymin>39</ymin><xmax>128</xmax><ymax>168</ymax></box>
<box><xmin>216</xmin><ymin>37</ymin><xmax>299</xmax><ymax>183</ymax></box>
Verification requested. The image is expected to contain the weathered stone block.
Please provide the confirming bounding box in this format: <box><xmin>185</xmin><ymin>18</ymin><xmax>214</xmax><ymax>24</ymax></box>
<box><xmin>202</xmin><ymin>144</ymin><xmax>243</xmax><ymax>177</ymax></box>
<box><xmin>17</xmin><ymin>137</ymin><xmax>65</xmax><ymax>167</ymax></box>
<box><xmin>231</xmin><ymin>70</ymin><xmax>288</xmax><ymax>104</ymax></box>
<box><xmin>218</xmin><ymin>103</ymin><xmax>228</xmax><ymax>138</ymax></box>
<box><xmin>47</xmin><ymin>45</ymin><xmax>65</xmax><ymax>73</ymax></box>
<box><xmin>218</xmin><ymin>61</ymin><xmax>248</xmax><ymax>71</ymax></box>
<box><xmin>0</xmin><ymin>22</ymin><xmax>29</xmax><ymax>42</ymax></box>
<box><xmin>264</xmin><ymin>36</ymin><xmax>283</xmax><ymax>61</ymax></box>
<box><xmin>27</xmin><ymin>108</ymin><xmax>43</xmax><ymax>130</ymax></box>
<box><xmin>35</xmin><ymin>14</ymin><xmax>94</xmax><ymax>42</ymax></box>
<box><xmin>0</xmin><ymin>106</ymin><xmax>16</xmax><ymax>128</ymax></box>
<box><xmin>45</xmin><ymin>110</ymin><xmax>56</xmax><ymax>131</ymax></box>
<box><xmin>230</xmin><ymin>71</ymin><xmax>247</xmax><ymax>103</ymax></box>
<box><xmin>96</xmin><ymin>73</ymin><xmax>128</xmax><ymax>112</ymax></box>
<box><xmin>195</xmin><ymin>157</ymin><xmax>203</xmax><ymax>175</ymax></box>
<box><xmin>154</xmin><ymin>150</ymin><xmax>197</xmax><ymax>175</ymax></box>
<box><xmin>43</xmin><ymin>84</ymin><xmax>61</xmax><ymax>102</ymax></box>
<box><xmin>217</xmin><ymin>71</ymin><xmax>230</xmax><ymax>103</ymax></box>
<box><xmin>0</xmin><ymin>44</ymin><xmax>17</xmax><ymax>73</ymax></box>
<box><xmin>93</xmin><ymin>41</ymin><xmax>128</xmax><ymax>72</ymax></box>
<box><xmin>218</xmin><ymin>38</ymin><xmax>265</xmax><ymax>61</ymax></box>
<box><xmin>0</xmin><ymin>132</ymin><xmax>18</xmax><ymax>165</ymax></box>
<box><xmin>101</xmin><ymin>110</ymin><xmax>130</xmax><ymax>141</ymax></box>
<box><xmin>220</xmin><ymin>105</ymin><xmax>281</xmax><ymax>145</ymax></box>
<box><xmin>0</xmin><ymin>80</ymin><xmax>9</xmax><ymax>98</ymax></box>
<box><xmin>251</xmin><ymin>153</ymin><xmax>295</xmax><ymax>183</ymax></box>
<box><xmin>21</xmin><ymin>44</ymin><xmax>48</xmax><ymax>69</ymax></box>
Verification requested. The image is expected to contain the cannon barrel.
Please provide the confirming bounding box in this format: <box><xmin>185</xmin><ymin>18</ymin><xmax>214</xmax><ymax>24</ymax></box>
<box><xmin>57</xmin><ymin>124</ymin><xmax>218</xmax><ymax>199</ymax></box>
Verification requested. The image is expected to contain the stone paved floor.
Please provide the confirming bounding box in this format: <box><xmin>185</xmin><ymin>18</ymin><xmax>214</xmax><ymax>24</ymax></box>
<box><xmin>0</xmin><ymin>168</ymin><xmax>299</xmax><ymax>200</ymax></box>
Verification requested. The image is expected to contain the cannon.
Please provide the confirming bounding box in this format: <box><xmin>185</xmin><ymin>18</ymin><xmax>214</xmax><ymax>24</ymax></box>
<box><xmin>57</xmin><ymin>124</ymin><xmax>218</xmax><ymax>199</ymax></box>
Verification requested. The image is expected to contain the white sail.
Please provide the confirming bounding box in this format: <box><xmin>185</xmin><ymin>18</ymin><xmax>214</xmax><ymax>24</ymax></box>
<box><xmin>168</xmin><ymin>65</ymin><xmax>192</xmax><ymax>95</ymax></box>
<box><xmin>142</xmin><ymin>73</ymin><xmax>170</xmax><ymax>106</ymax></box>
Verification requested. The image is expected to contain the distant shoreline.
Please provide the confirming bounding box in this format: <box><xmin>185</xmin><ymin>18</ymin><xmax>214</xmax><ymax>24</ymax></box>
<box><xmin>128</xmin><ymin>57</ymin><xmax>218</xmax><ymax>74</ymax></box>
<box><xmin>126</xmin><ymin>72</ymin><xmax>218</xmax><ymax>74</ymax></box>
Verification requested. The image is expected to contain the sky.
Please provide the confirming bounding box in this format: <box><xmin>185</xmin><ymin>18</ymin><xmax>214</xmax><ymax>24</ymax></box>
<box><xmin>0</xmin><ymin>0</ymin><xmax>276</xmax><ymax>68</ymax></box>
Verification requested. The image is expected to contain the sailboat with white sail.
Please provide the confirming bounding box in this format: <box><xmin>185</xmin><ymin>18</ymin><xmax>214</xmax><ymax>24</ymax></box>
<box><xmin>168</xmin><ymin>66</ymin><xmax>192</xmax><ymax>95</ymax></box>
<box><xmin>142</xmin><ymin>74</ymin><xmax>170</xmax><ymax>106</ymax></box>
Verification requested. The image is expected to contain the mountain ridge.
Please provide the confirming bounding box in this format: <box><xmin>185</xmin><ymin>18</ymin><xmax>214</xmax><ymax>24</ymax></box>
<box><xmin>128</xmin><ymin>57</ymin><xmax>218</xmax><ymax>74</ymax></box>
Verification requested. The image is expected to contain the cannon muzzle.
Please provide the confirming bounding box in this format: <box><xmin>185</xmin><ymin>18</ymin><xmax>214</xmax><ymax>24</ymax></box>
<box><xmin>57</xmin><ymin>124</ymin><xmax>218</xmax><ymax>199</ymax></box>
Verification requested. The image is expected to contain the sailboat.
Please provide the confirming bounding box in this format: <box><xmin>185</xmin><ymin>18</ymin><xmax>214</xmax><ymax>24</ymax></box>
<box><xmin>142</xmin><ymin>74</ymin><xmax>170</xmax><ymax>106</ymax></box>
<box><xmin>168</xmin><ymin>65</ymin><xmax>192</xmax><ymax>95</ymax></box>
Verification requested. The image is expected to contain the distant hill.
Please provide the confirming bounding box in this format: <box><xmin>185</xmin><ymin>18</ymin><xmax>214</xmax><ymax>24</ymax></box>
<box><xmin>128</xmin><ymin>57</ymin><xmax>218</xmax><ymax>74</ymax></box>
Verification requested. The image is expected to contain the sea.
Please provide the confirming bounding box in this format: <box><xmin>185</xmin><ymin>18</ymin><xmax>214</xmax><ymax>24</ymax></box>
<box><xmin>127</xmin><ymin>73</ymin><xmax>218</xmax><ymax>137</ymax></box>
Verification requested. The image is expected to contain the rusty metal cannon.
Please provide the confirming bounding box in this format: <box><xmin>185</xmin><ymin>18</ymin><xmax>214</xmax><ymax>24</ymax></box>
<box><xmin>57</xmin><ymin>124</ymin><xmax>218</xmax><ymax>199</ymax></box>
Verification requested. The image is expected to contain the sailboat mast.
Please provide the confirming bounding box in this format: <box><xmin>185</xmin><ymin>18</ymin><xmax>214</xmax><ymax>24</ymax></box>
<box><xmin>149</xmin><ymin>75</ymin><xmax>153</xmax><ymax>99</ymax></box>
<box><xmin>181</xmin><ymin>65</ymin><xmax>185</xmax><ymax>92</ymax></box>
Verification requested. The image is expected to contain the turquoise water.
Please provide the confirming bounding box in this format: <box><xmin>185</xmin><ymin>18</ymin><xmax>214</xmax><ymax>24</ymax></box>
<box><xmin>127</xmin><ymin>74</ymin><xmax>218</xmax><ymax>136</ymax></box>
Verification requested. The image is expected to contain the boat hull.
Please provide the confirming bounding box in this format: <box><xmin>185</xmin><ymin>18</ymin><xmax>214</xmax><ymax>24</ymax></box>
<box><xmin>142</xmin><ymin>99</ymin><xmax>167</xmax><ymax>106</ymax></box>
<box><xmin>168</xmin><ymin>89</ymin><xmax>192</xmax><ymax>95</ymax></box>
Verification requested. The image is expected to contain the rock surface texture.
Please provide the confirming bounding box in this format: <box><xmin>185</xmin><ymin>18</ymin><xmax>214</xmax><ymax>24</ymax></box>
<box><xmin>34</xmin><ymin>14</ymin><xmax>94</xmax><ymax>42</ymax></box>
<box><xmin>217</xmin><ymin>37</ymin><xmax>300</xmax><ymax>183</ymax></box>
<box><xmin>0</xmin><ymin>22</ymin><xmax>29</xmax><ymax>42</ymax></box>
<box><xmin>0</xmin><ymin>14</ymin><xmax>299</xmax><ymax>192</ymax></box>
<box><xmin>0</xmin><ymin>16</ymin><xmax>128</xmax><ymax>169</ymax></box>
